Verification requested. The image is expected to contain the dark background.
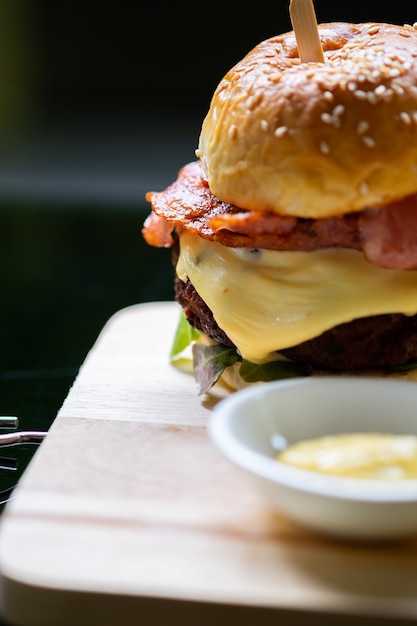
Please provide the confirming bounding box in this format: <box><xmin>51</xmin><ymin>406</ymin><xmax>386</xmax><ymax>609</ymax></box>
<box><xmin>0</xmin><ymin>0</ymin><xmax>414</xmax><ymax>512</ymax></box>
<box><xmin>34</xmin><ymin>2</ymin><xmax>414</xmax><ymax>117</ymax></box>
<box><xmin>32</xmin><ymin>2</ymin><xmax>415</xmax><ymax>118</ymax></box>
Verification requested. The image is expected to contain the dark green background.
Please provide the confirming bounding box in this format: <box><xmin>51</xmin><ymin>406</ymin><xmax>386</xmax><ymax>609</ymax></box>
<box><xmin>0</xmin><ymin>203</ymin><xmax>174</xmax><ymax>512</ymax></box>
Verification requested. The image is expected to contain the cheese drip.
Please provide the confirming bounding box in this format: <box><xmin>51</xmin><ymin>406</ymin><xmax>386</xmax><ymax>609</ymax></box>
<box><xmin>176</xmin><ymin>232</ymin><xmax>417</xmax><ymax>362</ymax></box>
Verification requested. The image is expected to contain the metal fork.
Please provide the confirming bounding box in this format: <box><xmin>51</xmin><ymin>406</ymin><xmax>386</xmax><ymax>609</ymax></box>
<box><xmin>0</xmin><ymin>416</ymin><xmax>48</xmax><ymax>505</ymax></box>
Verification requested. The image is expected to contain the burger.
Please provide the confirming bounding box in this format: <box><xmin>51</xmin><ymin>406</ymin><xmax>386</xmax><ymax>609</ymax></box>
<box><xmin>142</xmin><ymin>20</ymin><xmax>417</xmax><ymax>394</ymax></box>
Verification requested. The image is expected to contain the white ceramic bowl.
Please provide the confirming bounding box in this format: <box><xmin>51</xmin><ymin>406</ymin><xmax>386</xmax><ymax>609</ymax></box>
<box><xmin>209</xmin><ymin>377</ymin><xmax>417</xmax><ymax>541</ymax></box>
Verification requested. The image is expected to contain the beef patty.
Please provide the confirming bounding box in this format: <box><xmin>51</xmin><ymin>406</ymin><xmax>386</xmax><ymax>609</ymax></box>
<box><xmin>174</xmin><ymin>274</ymin><xmax>417</xmax><ymax>371</ymax></box>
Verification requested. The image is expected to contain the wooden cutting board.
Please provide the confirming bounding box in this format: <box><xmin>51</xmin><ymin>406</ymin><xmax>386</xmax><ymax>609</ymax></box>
<box><xmin>0</xmin><ymin>301</ymin><xmax>417</xmax><ymax>626</ymax></box>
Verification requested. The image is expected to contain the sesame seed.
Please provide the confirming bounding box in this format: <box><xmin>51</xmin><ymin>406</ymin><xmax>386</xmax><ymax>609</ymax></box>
<box><xmin>380</xmin><ymin>87</ymin><xmax>394</xmax><ymax>101</ymax></box>
<box><xmin>260</xmin><ymin>119</ymin><xmax>269</xmax><ymax>131</ymax></box>
<box><xmin>321</xmin><ymin>110</ymin><xmax>343</xmax><ymax>129</ymax></box>
<box><xmin>374</xmin><ymin>84</ymin><xmax>387</xmax><ymax>96</ymax></box>
<box><xmin>389</xmin><ymin>68</ymin><xmax>401</xmax><ymax>77</ymax></box>
<box><xmin>357</xmin><ymin>121</ymin><xmax>369</xmax><ymax>134</ymax></box>
<box><xmin>354</xmin><ymin>90</ymin><xmax>367</xmax><ymax>100</ymax></box>
<box><xmin>333</xmin><ymin>104</ymin><xmax>345</xmax><ymax>116</ymax></box>
<box><xmin>359</xmin><ymin>181</ymin><xmax>369</xmax><ymax>195</ymax></box>
<box><xmin>399</xmin><ymin>112</ymin><xmax>412</xmax><ymax>124</ymax></box>
<box><xmin>319</xmin><ymin>141</ymin><xmax>330</xmax><ymax>154</ymax></box>
<box><xmin>274</xmin><ymin>126</ymin><xmax>288</xmax><ymax>138</ymax></box>
<box><xmin>323</xmin><ymin>91</ymin><xmax>334</xmax><ymax>102</ymax></box>
<box><xmin>366</xmin><ymin>91</ymin><xmax>377</xmax><ymax>104</ymax></box>
<box><xmin>362</xmin><ymin>136</ymin><xmax>376</xmax><ymax>148</ymax></box>
<box><xmin>268</xmin><ymin>73</ymin><xmax>281</xmax><ymax>83</ymax></box>
<box><xmin>228</xmin><ymin>124</ymin><xmax>238</xmax><ymax>139</ymax></box>
<box><xmin>321</xmin><ymin>112</ymin><xmax>333</xmax><ymax>124</ymax></box>
<box><xmin>246</xmin><ymin>92</ymin><xmax>263</xmax><ymax>110</ymax></box>
<box><xmin>392</xmin><ymin>83</ymin><xmax>405</xmax><ymax>95</ymax></box>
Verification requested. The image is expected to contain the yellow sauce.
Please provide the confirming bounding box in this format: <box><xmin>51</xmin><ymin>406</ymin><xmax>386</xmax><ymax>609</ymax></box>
<box><xmin>277</xmin><ymin>433</ymin><xmax>417</xmax><ymax>479</ymax></box>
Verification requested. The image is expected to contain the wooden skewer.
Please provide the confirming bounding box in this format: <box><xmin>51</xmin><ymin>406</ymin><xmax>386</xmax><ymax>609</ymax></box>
<box><xmin>289</xmin><ymin>0</ymin><xmax>324</xmax><ymax>63</ymax></box>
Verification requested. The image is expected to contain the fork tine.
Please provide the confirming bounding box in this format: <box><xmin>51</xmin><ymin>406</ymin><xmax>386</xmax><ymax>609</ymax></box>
<box><xmin>0</xmin><ymin>431</ymin><xmax>47</xmax><ymax>447</ymax></box>
<box><xmin>0</xmin><ymin>417</ymin><xmax>19</xmax><ymax>430</ymax></box>
<box><xmin>0</xmin><ymin>457</ymin><xmax>18</xmax><ymax>471</ymax></box>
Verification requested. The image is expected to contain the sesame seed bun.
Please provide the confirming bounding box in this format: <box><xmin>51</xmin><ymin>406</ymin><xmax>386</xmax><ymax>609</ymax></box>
<box><xmin>197</xmin><ymin>22</ymin><xmax>417</xmax><ymax>219</ymax></box>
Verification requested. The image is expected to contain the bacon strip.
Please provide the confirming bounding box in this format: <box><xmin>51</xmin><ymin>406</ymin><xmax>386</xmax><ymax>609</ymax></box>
<box><xmin>142</xmin><ymin>212</ymin><xmax>175</xmax><ymax>248</ymax></box>
<box><xmin>143</xmin><ymin>160</ymin><xmax>417</xmax><ymax>270</ymax></box>
<box><xmin>359</xmin><ymin>198</ymin><xmax>417</xmax><ymax>270</ymax></box>
<box><xmin>143</xmin><ymin>161</ymin><xmax>359</xmax><ymax>250</ymax></box>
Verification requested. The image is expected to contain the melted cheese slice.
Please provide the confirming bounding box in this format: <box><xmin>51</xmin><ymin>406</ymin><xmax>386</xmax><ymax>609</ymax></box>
<box><xmin>176</xmin><ymin>232</ymin><xmax>417</xmax><ymax>362</ymax></box>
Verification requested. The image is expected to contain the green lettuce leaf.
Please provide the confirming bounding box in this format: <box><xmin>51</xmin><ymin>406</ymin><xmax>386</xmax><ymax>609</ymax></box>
<box><xmin>169</xmin><ymin>310</ymin><xmax>201</xmax><ymax>371</ymax></box>
<box><xmin>192</xmin><ymin>343</ymin><xmax>240</xmax><ymax>395</ymax></box>
<box><xmin>386</xmin><ymin>359</ymin><xmax>417</xmax><ymax>372</ymax></box>
<box><xmin>170</xmin><ymin>312</ymin><xmax>312</xmax><ymax>394</ymax></box>
<box><xmin>239</xmin><ymin>358</ymin><xmax>312</xmax><ymax>382</ymax></box>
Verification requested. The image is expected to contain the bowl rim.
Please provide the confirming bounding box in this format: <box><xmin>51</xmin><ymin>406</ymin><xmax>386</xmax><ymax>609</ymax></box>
<box><xmin>209</xmin><ymin>377</ymin><xmax>417</xmax><ymax>504</ymax></box>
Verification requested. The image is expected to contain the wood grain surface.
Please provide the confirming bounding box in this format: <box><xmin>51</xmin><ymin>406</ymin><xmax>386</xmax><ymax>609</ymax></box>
<box><xmin>0</xmin><ymin>302</ymin><xmax>416</xmax><ymax>626</ymax></box>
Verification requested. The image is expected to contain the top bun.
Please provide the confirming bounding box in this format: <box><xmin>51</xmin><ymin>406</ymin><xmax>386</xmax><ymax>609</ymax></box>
<box><xmin>196</xmin><ymin>22</ymin><xmax>417</xmax><ymax>219</ymax></box>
